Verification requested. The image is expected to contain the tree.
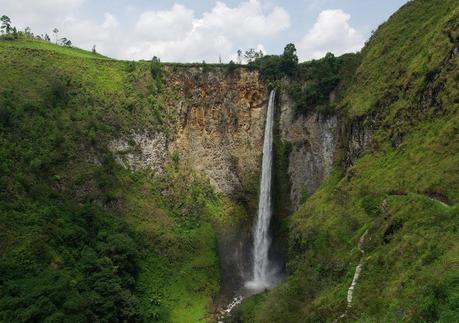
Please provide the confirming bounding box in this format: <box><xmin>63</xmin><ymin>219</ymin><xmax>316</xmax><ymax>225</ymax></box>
<box><xmin>150</xmin><ymin>56</ymin><xmax>162</xmax><ymax>89</ymax></box>
<box><xmin>280</xmin><ymin>43</ymin><xmax>299</xmax><ymax>76</ymax></box>
<box><xmin>44</xmin><ymin>34</ymin><xmax>51</xmax><ymax>42</ymax></box>
<box><xmin>60</xmin><ymin>38</ymin><xmax>72</xmax><ymax>47</ymax></box>
<box><xmin>245</xmin><ymin>48</ymin><xmax>263</xmax><ymax>64</ymax></box>
<box><xmin>52</xmin><ymin>28</ymin><xmax>59</xmax><ymax>44</ymax></box>
<box><xmin>25</xmin><ymin>26</ymin><xmax>32</xmax><ymax>37</ymax></box>
<box><xmin>258</xmin><ymin>49</ymin><xmax>264</xmax><ymax>59</ymax></box>
<box><xmin>226</xmin><ymin>60</ymin><xmax>237</xmax><ymax>74</ymax></box>
<box><xmin>0</xmin><ymin>15</ymin><xmax>12</xmax><ymax>34</ymax></box>
<box><xmin>283</xmin><ymin>43</ymin><xmax>298</xmax><ymax>63</ymax></box>
<box><xmin>92</xmin><ymin>45</ymin><xmax>97</xmax><ymax>54</ymax></box>
<box><xmin>12</xmin><ymin>27</ymin><xmax>18</xmax><ymax>39</ymax></box>
<box><xmin>201</xmin><ymin>60</ymin><xmax>210</xmax><ymax>73</ymax></box>
<box><xmin>244</xmin><ymin>48</ymin><xmax>256</xmax><ymax>63</ymax></box>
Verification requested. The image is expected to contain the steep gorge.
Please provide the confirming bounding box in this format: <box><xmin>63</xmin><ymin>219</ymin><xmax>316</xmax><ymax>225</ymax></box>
<box><xmin>0</xmin><ymin>0</ymin><xmax>458</xmax><ymax>322</ymax></box>
<box><xmin>105</xmin><ymin>65</ymin><xmax>340</xmax><ymax>305</ymax></box>
<box><xmin>0</xmin><ymin>41</ymin><xmax>342</xmax><ymax>320</ymax></box>
<box><xmin>0</xmin><ymin>42</ymin><xmax>340</xmax><ymax>320</ymax></box>
<box><xmin>237</xmin><ymin>0</ymin><xmax>459</xmax><ymax>321</ymax></box>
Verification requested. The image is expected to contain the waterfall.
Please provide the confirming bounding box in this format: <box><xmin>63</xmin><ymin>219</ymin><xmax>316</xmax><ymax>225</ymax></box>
<box><xmin>246</xmin><ymin>90</ymin><xmax>276</xmax><ymax>291</ymax></box>
<box><xmin>218</xmin><ymin>91</ymin><xmax>276</xmax><ymax>322</ymax></box>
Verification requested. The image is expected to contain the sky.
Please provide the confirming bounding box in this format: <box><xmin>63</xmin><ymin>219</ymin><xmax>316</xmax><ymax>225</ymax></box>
<box><xmin>1</xmin><ymin>0</ymin><xmax>408</xmax><ymax>62</ymax></box>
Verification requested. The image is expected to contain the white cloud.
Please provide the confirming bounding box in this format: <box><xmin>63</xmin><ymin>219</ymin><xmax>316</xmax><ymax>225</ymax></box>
<box><xmin>2</xmin><ymin>0</ymin><xmax>85</xmax><ymax>31</ymax></box>
<box><xmin>62</xmin><ymin>13</ymin><xmax>119</xmax><ymax>54</ymax></box>
<box><xmin>198</xmin><ymin>1</ymin><xmax>290</xmax><ymax>40</ymax></box>
<box><xmin>298</xmin><ymin>9</ymin><xmax>364</xmax><ymax>60</ymax></box>
<box><xmin>2</xmin><ymin>0</ymin><xmax>85</xmax><ymax>15</ymax></box>
<box><xmin>102</xmin><ymin>13</ymin><xmax>118</xmax><ymax>29</ymax></box>
<box><xmin>135</xmin><ymin>4</ymin><xmax>194</xmax><ymax>41</ymax></box>
<box><xmin>125</xmin><ymin>0</ymin><xmax>290</xmax><ymax>62</ymax></box>
<box><xmin>3</xmin><ymin>0</ymin><xmax>288</xmax><ymax>62</ymax></box>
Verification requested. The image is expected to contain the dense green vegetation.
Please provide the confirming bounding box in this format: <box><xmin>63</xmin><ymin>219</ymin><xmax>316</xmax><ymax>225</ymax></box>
<box><xmin>1</xmin><ymin>0</ymin><xmax>458</xmax><ymax>321</ymax></box>
<box><xmin>289</xmin><ymin>52</ymin><xmax>361</xmax><ymax>116</ymax></box>
<box><xmin>249</xmin><ymin>43</ymin><xmax>361</xmax><ymax>117</ymax></box>
<box><xmin>343</xmin><ymin>0</ymin><xmax>459</xmax><ymax>117</ymax></box>
<box><xmin>249</xmin><ymin>43</ymin><xmax>298</xmax><ymax>81</ymax></box>
<box><xmin>0</xmin><ymin>36</ymin><xmax>235</xmax><ymax>322</ymax></box>
<box><xmin>242</xmin><ymin>0</ymin><xmax>459</xmax><ymax>321</ymax></box>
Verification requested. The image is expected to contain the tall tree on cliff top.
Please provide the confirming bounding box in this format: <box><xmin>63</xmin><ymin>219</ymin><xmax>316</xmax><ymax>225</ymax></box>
<box><xmin>52</xmin><ymin>28</ymin><xmax>59</xmax><ymax>44</ymax></box>
<box><xmin>1</xmin><ymin>15</ymin><xmax>12</xmax><ymax>34</ymax></box>
<box><xmin>281</xmin><ymin>43</ymin><xmax>298</xmax><ymax>76</ymax></box>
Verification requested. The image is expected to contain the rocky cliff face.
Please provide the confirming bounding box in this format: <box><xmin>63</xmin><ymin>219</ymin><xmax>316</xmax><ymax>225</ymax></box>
<box><xmin>109</xmin><ymin>68</ymin><xmax>342</xmax><ymax>211</ymax></box>
<box><xmin>278</xmin><ymin>88</ymin><xmax>337</xmax><ymax>209</ymax></box>
<box><xmin>166</xmin><ymin>67</ymin><xmax>267</xmax><ymax>196</ymax></box>
<box><xmin>336</xmin><ymin>115</ymin><xmax>373</xmax><ymax>168</ymax></box>
<box><xmin>107</xmin><ymin>67</ymin><xmax>346</xmax><ymax>300</ymax></box>
<box><xmin>108</xmin><ymin>131</ymin><xmax>168</xmax><ymax>173</ymax></box>
<box><xmin>109</xmin><ymin>67</ymin><xmax>268</xmax><ymax>198</ymax></box>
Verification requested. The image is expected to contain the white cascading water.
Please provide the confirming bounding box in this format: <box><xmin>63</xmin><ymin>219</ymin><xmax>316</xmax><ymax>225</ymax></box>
<box><xmin>246</xmin><ymin>90</ymin><xmax>276</xmax><ymax>291</ymax></box>
<box><xmin>218</xmin><ymin>91</ymin><xmax>276</xmax><ymax>322</ymax></box>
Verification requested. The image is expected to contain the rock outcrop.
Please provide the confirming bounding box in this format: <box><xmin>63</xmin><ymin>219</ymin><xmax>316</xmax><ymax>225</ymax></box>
<box><xmin>108</xmin><ymin>68</ymin><xmax>344</xmax><ymax>211</ymax></box>
<box><xmin>279</xmin><ymin>89</ymin><xmax>337</xmax><ymax>209</ymax></box>
<box><xmin>108</xmin><ymin>131</ymin><xmax>167</xmax><ymax>173</ymax></box>
<box><xmin>109</xmin><ymin>67</ymin><xmax>268</xmax><ymax>197</ymax></box>
<box><xmin>167</xmin><ymin>67</ymin><xmax>267</xmax><ymax>196</ymax></box>
<box><xmin>108</xmin><ymin>67</ymin><xmax>268</xmax><ymax>300</ymax></box>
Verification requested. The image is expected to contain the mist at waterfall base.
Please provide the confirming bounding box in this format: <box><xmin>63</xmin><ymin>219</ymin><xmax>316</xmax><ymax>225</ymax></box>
<box><xmin>245</xmin><ymin>90</ymin><xmax>280</xmax><ymax>292</ymax></box>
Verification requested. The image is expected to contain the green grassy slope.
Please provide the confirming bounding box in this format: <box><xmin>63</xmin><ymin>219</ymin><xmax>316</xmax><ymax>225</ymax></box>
<box><xmin>243</xmin><ymin>0</ymin><xmax>459</xmax><ymax>321</ymax></box>
<box><xmin>344</xmin><ymin>0</ymin><xmax>458</xmax><ymax>117</ymax></box>
<box><xmin>0</xmin><ymin>38</ymin><xmax>235</xmax><ymax>322</ymax></box>
<box><xmin>0</xmin><ymin>39</ymin><xmax>111</xmax><ymax>60</ymax></box>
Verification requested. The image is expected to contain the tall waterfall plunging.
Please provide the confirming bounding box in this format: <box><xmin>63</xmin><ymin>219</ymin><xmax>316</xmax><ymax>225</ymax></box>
<box><xmin>217</xmin><ymin>91</ymin><xmax>277</xmax><ymax>321</ymax></box>
<box><xmin>246</xmin><ymin>90</ymin><xmax>276</xmax><ymax>291</ymax></box>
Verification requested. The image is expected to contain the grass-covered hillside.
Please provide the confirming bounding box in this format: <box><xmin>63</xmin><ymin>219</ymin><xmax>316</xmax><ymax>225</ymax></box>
<box><xmin>1</xmin><ymin>0</ymin><xmax>458</xmax><ymax>321</ymax></box>
<box><xmin>239</xmin><ymin>0</ymin><xmax>459</xmax><ymax>321</ymax></box>
<box><xmin>0</xmin><ymin>37</ymin><xmax>250</xmax><ymax>322</ymax></box>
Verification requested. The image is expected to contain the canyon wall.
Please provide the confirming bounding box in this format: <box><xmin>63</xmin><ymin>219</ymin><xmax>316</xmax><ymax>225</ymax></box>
<box><xmin>110</xmin><ymin>67</ymin><xmax>268</xmax><ymax>198</ymax></box>
<box><xmin>278</xmin><ymin>88</ymin><xmax>337</xmax><ymax>210</ymax></box>
<box><xmin>108</xmin><ymin>67</ymin><xmax>345</xmax><ymax>300</ymax></box>
<box><xmin>110</xmin><ymin>67</ymin><xmax>268</xmax><ymax>299</ymax></box>
<box><xmin>109</xmin><ymin>67</ymin><xmax>342</xmax><ymax>211</ymax></box>
<box><xmin>166</xmin><ymin>67</ymin><xmax>267</xmax><ymax>197</ymax></box>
